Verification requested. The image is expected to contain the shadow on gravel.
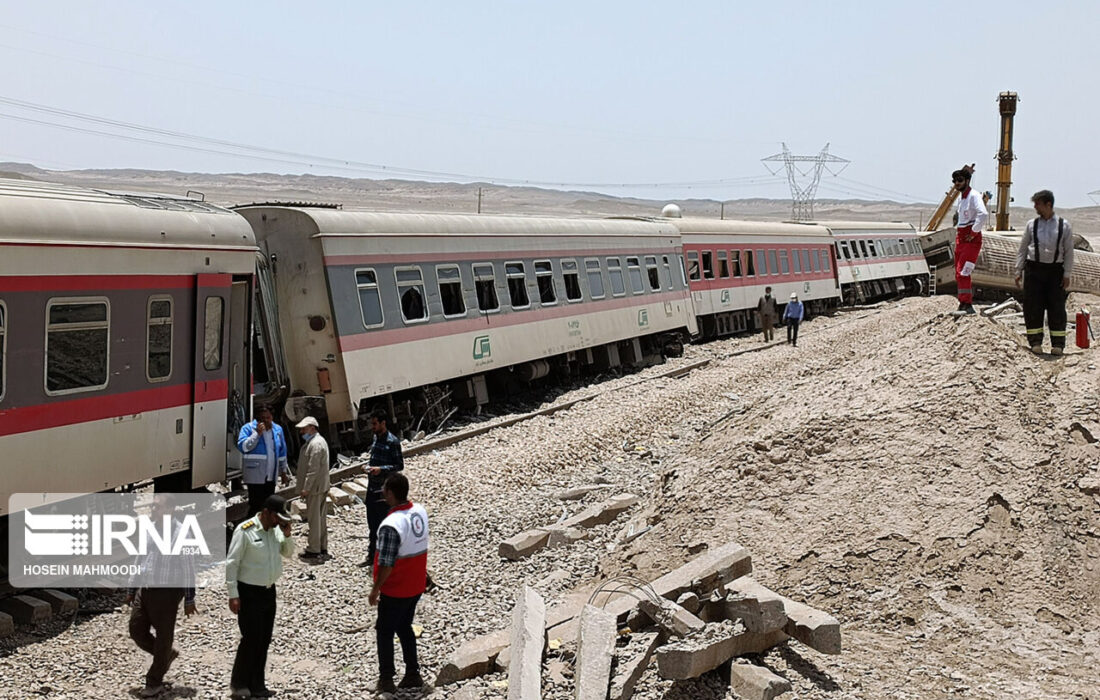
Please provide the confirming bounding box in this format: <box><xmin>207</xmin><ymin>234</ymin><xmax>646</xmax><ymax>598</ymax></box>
<box><xmin>776</xmin><ymin>644</ymin><xmax>841</xmax><ymax>692</ymax></box>
<box><xmin>126</xmin><ymin>684</ymin><xmax>197</xmax><ymax>699</ymax></box>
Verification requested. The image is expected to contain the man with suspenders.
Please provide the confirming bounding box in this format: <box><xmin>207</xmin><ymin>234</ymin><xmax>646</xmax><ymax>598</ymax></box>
<box><xmin>1015</xmin><ymin>190</ymin><xmax>1075</xmax><ymax>355</ymax></box>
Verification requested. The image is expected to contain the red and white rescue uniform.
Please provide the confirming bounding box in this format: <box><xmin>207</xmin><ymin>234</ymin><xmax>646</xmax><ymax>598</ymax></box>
<box><xmin>954</xmin><ymin>187</ymin><xmax>989</xmax><ymax>304</ymax></box>
<box><xmin>373</xmin><ymin>502</ymin><xmax>429</xmax><ymax>597</ymax></box>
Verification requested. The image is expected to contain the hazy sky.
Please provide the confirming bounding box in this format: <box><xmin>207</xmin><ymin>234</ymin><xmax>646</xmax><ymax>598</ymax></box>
<box><xmin>2</xmin><ymin>1</ymin><xmax>1098</xmax><ymax>206</ymax></box>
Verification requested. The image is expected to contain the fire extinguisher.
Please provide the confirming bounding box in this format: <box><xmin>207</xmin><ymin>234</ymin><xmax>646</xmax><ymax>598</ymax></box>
<box><xmin>1076</xmin><ymin>308</ymin><xmax>1092</xmax><ymax>349</ymax></box>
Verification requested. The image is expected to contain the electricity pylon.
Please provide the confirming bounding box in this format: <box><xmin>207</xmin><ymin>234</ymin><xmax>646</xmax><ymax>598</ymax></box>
<box><xmin>762</xmin><ymin>143</ymin><xmax>850</xmax><ymax>220</ymax></box>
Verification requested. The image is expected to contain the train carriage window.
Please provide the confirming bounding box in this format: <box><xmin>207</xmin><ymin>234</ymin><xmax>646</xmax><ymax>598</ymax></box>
<box><xmin>678</xmin><ymin>255</ymin><xmax>688</xmax><ymax>286</ymax></box>
<box><xmin>686</xmin><ymin>251</ymin><xmax>700</xmax><ymax>281</ymax></box>
<box><xmin>473</xmin><ymin>263</ymin><xmax>500</xmax><ymax>312</ymax></box>
<box><xmin>839</xmin><ymin>241</ymin><xmax>850</xmax><ymax>260</ymax></box>
<box><xmin>812</xmin><ymin>249</ymin><xmax>822</xmax><ymax>272</ymax></box>
<box><xmin>561</xmin><ymin>260</ymin><xmax>583</xmax><ymax>302</ymax></box>
<box><xmin>45</xmin><ymin>299</ymin><xmax>110</xmax><ymax>394</ymax></box>
<box><xmin>858</xmin><ymin>240</ymin><xmax>870</xmax><ymax>258</ymax></box>
<box><xmin>585</xmin><ymin>259</ymin><xmax>606</xmax><ymax>299</ymax></box>
<box><xmin>395</xmin><ymin>267</ymin><xmax>428</xmax><ymax>323</ymax></box>
<box><xmin>730</xmin><ymin>250</ymin><xmax>742</xmax><ymax>277</ymax></box>
<box><xmin>607</xmin><ymin>258</ymin><xmax>626</xmax><ymax>297</ymax></box>
<box><xmin>855</xmin><ymin>241</ymin><xmax>867</xmax><ymax>258</ymax></box>
<box><xmin>822</xmin><ymin>249</ymin><xmax>831</xmax><ymax>271</ymax></box>
<box><xmin>535</xmin><ymin>260</ymin><xmax>557</xmax><ymax>305</ymax></box>
<box><xmin>505</xmin><ymin>262</ymin><xmax>530</xmax><ymax>308</ymax></box>
<box><xmin>661</xmin><ymin>256</ymin><xmax>673</xmax><ymax>290</ymax></box>
<box><xmin>791</xmin><ymin>249</ymin><xmax>801</xmax><ymax>274</ymax></box>
<box><xmin>0</xmin><ymin>302</ymin><xmax>5</xmax><ymax>401</ymax></box>
<box><xmin>779</xmin><ymin>250</ymin><xmax>790</xmax><ymax>274</ymax></box>
<box><xmin>701</xmin><ymin>251</ymin><xmax>714</xmax><ymax>280</ymax></box>
<box><xmin>626</xmin><ymin>257</ymin><xmax>644</xmax><ymax>294</ymax></box>
<box><xmin>203</xmin><ymin>297</ymin><xmax>224</xmax><ymax>371</ymax></box>
<box><xmin>146</xmin><ymin>296</ymin><xmax>173</xmax><ymax>382</ymax></box>
<box><xmin>645</xmin><ymin>256</ymin><xmax>661</xmax><ymax>291</ymax></box>
<box><xmin>768</xmin><ymin>250</ymin><xmax>779</xmax><ymax>276</ymax></box>
<box><xmin>745</xmin><ymin>249</ymin><xmax>756</xmax><ymax>276</ymax></box>
<box><xmin>896</xmin><ymin>239</ymin><xmax>906</xmax><ymax>256</ymax></box>
<box><xmin>718</xmin><ymin>251</ymin><xmax>730</xmax><ymax>278</ymax></box>
<box><xmin>873</xmin><ymin>240</ymin><xmax>885</xmax><ymax>257</ymax></box>
<box><xmin>437</xmin><ymin>265</ymin><xmax>466</xmax><ymax>317</ymax></box>
<box><xmin>355</xmin><ymin>269</ymin><xmax>385</xmax><ymax>327</ymax></box>
<box><xmin>801</xmin><ymin>249</ymin><xmax>811</xmax><ymax>273</ymax></box>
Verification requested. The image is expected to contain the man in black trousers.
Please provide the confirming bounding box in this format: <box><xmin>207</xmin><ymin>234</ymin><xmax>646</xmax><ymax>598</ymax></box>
<box><xmin>1015</xmin><ymin>189</ymin><xmax>1075</xmax><ymax>356</ymax></box>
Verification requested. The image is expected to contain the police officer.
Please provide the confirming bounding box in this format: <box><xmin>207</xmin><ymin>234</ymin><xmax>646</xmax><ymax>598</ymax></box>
<box><xmin>1015</xmin><ymin>189</ymin><xmax>1075</xmax><ymax>355</ymax></box>
<box><xmin>226</xmin><ymin>494</ymin><xmax>295</xmax><ymax>699</ymax></box>
<box><xmin>359</xmin><ymin>409</ymin><xmax>404</xmax><ymax>568</ymax></box>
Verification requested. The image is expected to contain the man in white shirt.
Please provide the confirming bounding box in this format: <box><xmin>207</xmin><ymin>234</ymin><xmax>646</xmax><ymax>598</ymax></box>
<box><xmin>1015</xmin><ymin>189</ymin><xmax>1075</xmax><ymax>355</ymax></box>
<box><xmin>952</xmin><ymin>166</ymin><xmax>988</xmax><ymax>314</ymax></box>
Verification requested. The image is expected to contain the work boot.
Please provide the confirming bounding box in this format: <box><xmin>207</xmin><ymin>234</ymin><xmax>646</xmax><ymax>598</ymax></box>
<box><xmin>398</xmin><ymin>671</ymin><xmax>425</xmax><ymax>689</ymax></box>
<box><xmin>371</xmin><ymin>676</ymin><xmax>397</xmax><ymax>695</ymax></box>
<box><xmin>229</xmin><ymin>688</ymin><xmax>251</xmax><ymax>700</ymax></box>
<box><xmin>1030</xmin><ymin>345</ymin><xmax>1043</xmax><ymax>354</ymax></box>
<box><xmin>140</xmin><ymin>684</ymin><xmax>167</xmax><ymax>698</ymax></box>
<box><xmin>252</xmin><ymin>689</ymin><xmax>276</xmax><ymax>698</ymax></box>
<box><xmin>1052</xmin><ymin>346</ymin><xmax>1064</xmax><ymax>356</ymax></box>
<box><xmin>962</xmin><ymin>303</ymin><xmax>975</xmax><ymax>315</ymax></box>
<box><xmin>957</xmin><ymin>301</ymin><xmax>966</xmax><ymax>312</ymax></box>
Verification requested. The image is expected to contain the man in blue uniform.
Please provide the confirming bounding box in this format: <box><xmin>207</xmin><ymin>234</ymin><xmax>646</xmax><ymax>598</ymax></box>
<box><xmin>237</xmin><ymin>405</ymin><xmax>291</xmax><ymax>517</ymax></box>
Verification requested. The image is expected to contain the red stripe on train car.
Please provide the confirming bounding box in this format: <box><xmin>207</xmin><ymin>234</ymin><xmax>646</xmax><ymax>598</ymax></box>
<box><xmin>0</xmin><ymin>379</ymin><xmax>229</xmax><ymax>437</ymax></box>
<box><xmin>0</xmin><ymin>275</ymin><xmax>197</xmax><ymax>293</ymax></box>
<box><xmin>336</xmin><ymin>290</ymin><xmax>690</xmax><ymax>352</ymax></box>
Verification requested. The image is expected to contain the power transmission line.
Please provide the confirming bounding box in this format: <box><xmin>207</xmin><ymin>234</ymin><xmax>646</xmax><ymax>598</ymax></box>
<box><xmin>761</xmin><ymin>143</ymin><xmax>850</xmax><ymax>220</ymax></box>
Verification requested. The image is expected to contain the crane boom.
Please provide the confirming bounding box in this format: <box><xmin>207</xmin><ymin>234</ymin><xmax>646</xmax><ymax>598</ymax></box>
<box><xmin>924</xmin><ymin>164</ymin><xmax>975</xmax><ymax>232</ymax></box>
<box><xmin>994</xmin><ymin>91</ymin><xmax>1018</xmax><ymax>231</ymax></box>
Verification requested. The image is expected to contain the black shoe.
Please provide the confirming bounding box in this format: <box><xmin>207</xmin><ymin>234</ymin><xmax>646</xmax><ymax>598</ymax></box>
<box><xmin>299</xmin><ymin>551</ymin><xmax>322</xmax><ymax>561</ymax></box>
<box><xmin>229</xmin><ymin>689</ymin><xmax>251</xmax><ymax>700</ymax></box>
<box><xmin>957</xmin><ymin>301</ymin><xmax>966</xmax><ymax>312</ymax></box>
<box><xmin>321</xmin><ymin>550</ymin><xmax>330</xmax><ymax>558</ymax></box>
<box><xmin>963</xmin><ymin>304</ymin><xmax>976</xmax><ymax>314</ymax></box>
<box><xmin>252</xmin><ymin>689</ymin><xmax>276</xmax><ymax>699</ymax></box>
<box><xmin>372</xmin><ymin>676</ymin><xmax>397</xmax><ymax>694</ymax></box>
<box><xmin>398</xmin><ymin>672</ymin><xmax>424</xmax><ymax>689</ymax></box>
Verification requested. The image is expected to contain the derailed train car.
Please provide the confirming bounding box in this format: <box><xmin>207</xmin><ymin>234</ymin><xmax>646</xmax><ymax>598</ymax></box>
<box><xmin>235</xmin><ymin>206</ymin><xmax>697</xmax><ymax>443</ymax></box>
<box><xmin>919</xmin><ymin>228</ymin><xmax>1100</xmax><ymax>297</ymax></box>
<box><xmin>817</xmin><ymin>221</ymin><xmax>930</xmax><ymax>304</ymax></box>
<box><xmin>0</xmin><ymin>179</ymin><xmax>257</xmax><ymax>515</ymax></box>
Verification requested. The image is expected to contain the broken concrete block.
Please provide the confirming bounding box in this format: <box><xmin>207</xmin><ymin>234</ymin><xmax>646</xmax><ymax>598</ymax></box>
<box><xmin>435</xmin><ymin>628</ymin><xmax>511</xmax><ymax>686</ymax></box>
<box><xmin>289</xmin><ymin>499</ymin><xmax>306</xmax><ymax>517</ymax></box>
<box><xmin>327</xmin><ymin>487</ymin><xmax>352</xmax><ymax>507</ymax></box>
<box><xmin>656</xmin><ymin>620</ymin><xmax>749</xmax><ymax>679</ymax></box>
<box><xmin>640</xmin><ymin>598</ymin><xmax>706</xmax><ymax>638</ymax></box>
<box><xmin>507</xmin><ymin>587</ymin><xmax>546</xmax><ymax>700</ymax></box>
<box><xmin>563</xmin><ymin>493</ymin><xmax>639</xmax><ymax>529</ymax></box>
<box><xmin>707</xmin><ymin>587</ymin><xmax>787</xmax><ymax>633</ymax></box>
<box><xmin>609</xmin><ymin>631</ymin><xmax>661</xmax><ymax>700</ymax></box>
<box><xmin>619</xmin><ymin>517</ymin><xmax>652</xmax><ymax>544</ymax></box>
<box><xmin>543</xmin><ymin>524</ymin><xmax>589</xmax><ymax>548</ymax></box>
<box><xmin>0</xmin><ymin>611</ymin><xmax>13</xmax><ymax>638</ymax></box>
<box><xmin>647</xmin><ymin>541</ymin><xmax>753</xmax><ymax>605</ymax></box>
<box><xmin>499</xmin><ymin>529</ymin><xmax>551</xmax><ymax>561</ymax></box>
<box><xmin>727</xmin><ymin>578</ymin><xmax>840</xmax><ymax>654</ymax></box>
<box><xmin>353</xmin><ymin>477</ymin><xmax>373</xmax><ymax>492</ymax></box>
<box><xmin>341</xmin><ymin>481</ymin><xmax>367</xmax><ymax>500</ymax></box>
<box><xmin>0</xmin><ymin>595</ymin><xmax>51</xmax><ymax>624</ymax></box>
<box><xmin>1079</xmin><ymin>477</ymin><xmax>1100</xmax><ymax>495</ymax></box>
<box><xmin>729</xmin><ymin>661</ymin><xmax>792</xmax><ymax>700</ymax></box>
<box><xmin>33</xmin><ymin>589</ymin><xmax>78</xmax><ymax>615</ymax></box>
<box><xmin>554</xmin><ymin>485</ymin><xmax>607</xmax><ymax>501</ymax></box>
<box><xmin>574</xmin><ymin>605</ymin><xmax>617</xmax><ymax>700</ymax></box>
<box><xmin>676</xmin><ymin>591</ymin><xmax>701</xmax><ymax>615</ymax></box>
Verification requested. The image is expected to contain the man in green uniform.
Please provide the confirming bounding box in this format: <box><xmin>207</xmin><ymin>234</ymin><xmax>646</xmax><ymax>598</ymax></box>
<box><xmin>226</xmin><ymin>494</ymin><xmax>295</xmax><ymax>699</ymax></box>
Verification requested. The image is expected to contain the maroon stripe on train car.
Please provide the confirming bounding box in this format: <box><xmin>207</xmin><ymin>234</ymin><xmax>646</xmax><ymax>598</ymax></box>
<box><xmin>336</xmin><ymin>290</ymin><xmax>690</xmax><ymax>352</ymax></box>
<box><xmin>0</xmin><ymin>380</ymin><xmax>229</xmax><ymax>437</ymax></box>
<box><xmin>0</xmin><ymin>275</ymin><xmax>197</xmax><ymax>293</ymax></box>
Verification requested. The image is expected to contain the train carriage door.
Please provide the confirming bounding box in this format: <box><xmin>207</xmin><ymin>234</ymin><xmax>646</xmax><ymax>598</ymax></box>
<box><xmin>192</xmin><ymin>274</ymin><xmax>232</xmax><ymax>487</ymax></box>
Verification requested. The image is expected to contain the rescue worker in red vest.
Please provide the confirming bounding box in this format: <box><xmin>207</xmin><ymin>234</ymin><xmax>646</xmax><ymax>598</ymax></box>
<box><xmin>952</xmin><ymin>166</ymin><xmax>988</xmax><ymax>314</ymax></box>
<box><xmin>1015</xmin><ymin>189</ymin><xmax>1075</xmax><ymax>355</ymax></box>
<box><xmin>369</xmin><ymin>473</ymin><xmax>427</xmax><ymax>694</ymax></box>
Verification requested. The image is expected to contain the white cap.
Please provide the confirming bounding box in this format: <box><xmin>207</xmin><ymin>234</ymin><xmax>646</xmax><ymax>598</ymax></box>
<box><xmin>295</xmin><ymin>416</ymin><xmax>319</xmax><ymax>429</ymax></box>
<box><xmin>790</xmin><ymin>292</ymin><xmax>798</xmax><ymax>299</ymax></box>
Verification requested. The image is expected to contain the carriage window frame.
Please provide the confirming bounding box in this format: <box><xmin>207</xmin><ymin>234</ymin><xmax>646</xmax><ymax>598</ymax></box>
<box><xmin>607</xmin><ymin>257</ymin><xmax>626</xmax><ymax>297</ymax></box>
<box><xmin>505</xmin><ymin>261</ymin><xmax>530</xmax><ymax>309</ymax></box>
<box><xmin>44</xmin><ymin>297</ymin><xmax>110</xmax><ymax>396</ymax></box>
<box><xmin>535</xmin><ymin>260</ymin><xmax>557</xmax><ymax>306</ymax></box>
<box><xmin>812</xmin><ymin>248</ymin><xmax>822</xmax><ymax>272</ymax></box>
<box><xmin>584</xmin><ymin>258</ymin><xmax>606</xmax><ymax>300</ymax></box>
<box><xmin>822</xmin><ymin>248</ymin><xmax>832</xmax><ymax>271</ymax></box>
<box><xmin>146</xmin><ymin>295</ymin><xmax>174</xmax><ymax>383</ymax></box>
<box><xmin>791</xmin><ymin>248</ymin><xmax>801</xmax><ymax>274</ymax></box>
<box><xmin>779</xmin><ymin>250</ymin><xmax>790</xmax><ymax>275</ymax></box>
<box><xmin>355</xmin><ymin>268</ymin><xmax>386</xmax><ymax>329</ymax></box>
<box><xmin>686</xmin><ymin>251</ymin><xmax>701</xmax><ymax>281</ymax></box>
<box><xmin>717</xmin><ymin>250</ymin><xmax>730</xmax><ymax>278</ymax></box>
<box><xmin>473</xmin><ymin>263</ymin><xmax>500</xmax><ymax>313</ymax></box>
<box><xmin>730</xmin><ymin>250</ymin><xmax>743</xmax><ymax>277</ymax></box>
<box><xmin>561</xmin><ymin>259</ymin><xmax>583</xmax><ymax>302</ymax></box>
<box><xmin>645</xmin><ymin>256</ymin><xmax>661</xmax><ymax>291</ymax></box>
<box><xmin>395</xmin><ymin>266</ymin><xmax>429</xmax><ymax>324</ymax></box>
<box><xmin>436</xmin><ymin>264</ymin><xmax>467</xmax><ymax>318</ymax></box>
<box><xmin>662</xmin><ymin>255</ymin><xmax>673</xmax><ymax>290</ymax></box>
<box><xmin>203</xmin><ymin>296</ymin><xmax>224</xmax><ymax>371</ymax></box>
<box><xmin>0</xmin><ymin>301</ymin><xmax>6</xmax><ymax>402</ymax></box>
<box><xmin>801</xmin><ymin>248</ymin><xmax>811</xmax><ymax>273</ymax></box>
<box><xmin>768</xmin><ymin>250</ymin><xmax>778</xmax><ymax>276</ymax></box>
<box><xmin>745</xmin><ymin>249</ymin><xmax>756</xmax><ymax>276</ymax></box>
<box><xmin>626</xmin><ymin>257</ymin><xmax>644</xmax><ymax>295</ymax></box>
<box><xmin>701</xmin><ymin>251</ymin><xmax>714</xmax><ymax>280</ymax></box>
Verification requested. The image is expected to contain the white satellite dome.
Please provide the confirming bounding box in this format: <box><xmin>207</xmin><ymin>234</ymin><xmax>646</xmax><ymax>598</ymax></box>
<box><xmin>660</xmin><ymin>203</ymin><xmax>682</xmax><ymax>218</ymax></box>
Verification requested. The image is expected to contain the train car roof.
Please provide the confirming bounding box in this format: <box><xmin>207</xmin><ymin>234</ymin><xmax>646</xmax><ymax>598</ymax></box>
<box><xmin>646</xmin><ymin>216</ymin><xmax>833</xmax><ymax>238</ymax></box>
<box><xmin>802</xmin><ymin>220</ymin><xmax>916</xmax><ymax>232</ymax></box>
<box><xmin>236</xmin><ymin>206</ymin><xmax>682</xmax><ymax>238</ymax></box>
<box><xmin>0</xmin><ymin>178</ymin><xmax>256</xmax><ymax>248</ymax></box>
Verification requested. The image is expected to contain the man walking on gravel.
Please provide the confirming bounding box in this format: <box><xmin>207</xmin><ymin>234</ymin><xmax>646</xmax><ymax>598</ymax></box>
<box><xmin>360</xmin><ymin>409</ymin><xmax>404</xmax><ymax>568</ymax></box>
<box><xmin>226</xmin><ymin>494</ymin><xmax>295</xmax><ymax>699</ymax></box>
<box><xmin>757</xmin><ymin>286</ymin><xmax>778</xmax><ymax>342</ymax></box>
<box><xmin>1015</xmin><ymin>189</ymin><xmax>1075</xmax><ymax>355</ymax></box>
<box><xmin>784</xmin><ymin>292</ymin><xmax>804</xmax><ymax>346</ymax></box>
<box><xmin>126</xmin><ymin>493</ymin><xmax>197</xmax><ymax>697</ymax></box>
<box><xmin>296</xmin><ymin>415</ymin><xmax>331</xmax><ymax>562</ymax></box>
<box><xmin>952</xmin><ymin>165</ymin><xmax>988</xmax><ymax>314</ymax></box>
<box><xmin>369</xmin><ymin>473</ymin><xmax>428</xmax><ymax>694</ymax></box>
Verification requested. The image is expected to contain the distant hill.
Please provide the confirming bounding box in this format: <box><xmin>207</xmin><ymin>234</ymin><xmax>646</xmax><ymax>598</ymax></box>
<box><xmin>3</xmin><ymin>161</ymin><xmax>1098</xmax><ymax>234</ymax></box>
